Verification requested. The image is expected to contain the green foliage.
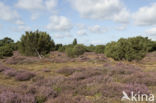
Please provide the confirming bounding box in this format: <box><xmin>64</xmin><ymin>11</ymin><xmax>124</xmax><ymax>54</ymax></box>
<box><xmin>86</xmin><ymin>45</ymin><xmax>96</xmax><ymax>52</ymax></box>
<box><xmin>65</xmin><ymin>47</ymin><xmax>74</xmax><ymax>57</ymax></box>
<box><xmin>36</xmin><ymin>96</ymin><xmax>46</xmax><ymax>103</ymax></box>
<box><xmin>72</xmin><ymin>38</ymin><xmax>77</xmax><ymax>46</ymax></box>
<box><xmin>0</xmin><ymin>45</ymin><xmax>14</xmax><ymax>58</ymax></box>
<box><xmin>105</xmin><ymin>36</ymin><xmax>152</xmax><ymax>61</ymax></box>
<box><xmin>0</xmin><ymin>37</ymin><xmax>15</xmax><ymax>58</ymax></box>
<box><xmin>72</xmin><ymin>44</ymin><xmax>86</xmax><ymax>56</ymax></box>
<box><xmin>148</xmin><ymin>41</ymin><xmax>156</xmax><ymax>52</ymax></box>
<box><xmin>19</xmin><ymin>30</ymin><xmax>55</xmax><ymax>57</ymax></box>
<box><xmin>0</xmin><ymin>37</ymin><xmax>14</xmax><ymax>46</ymax></box>
<box><xmin>55</xmin><ymin>44</ymin><xmax>62</xmax><ymax>51</ymax></box>
<box><xmin>58</xmin><ymin>46</ymin><xmax>66</xmax><ymax>52</ymax></box>
<box><xmin>95</xmin><ymin>45</ymin><xmax>105</xmax><ymax>54</ymax></box>
<box><xmin>65</xmin><ymin>44</ymin><xmax>86</xmax><ymax>57</ymax></box>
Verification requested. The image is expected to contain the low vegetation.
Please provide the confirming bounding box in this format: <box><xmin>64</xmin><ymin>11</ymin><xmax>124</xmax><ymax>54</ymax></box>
<box><xmin>0</xmin><ymin>30</ymin><xmax>156</xmax><ymax>103</ymax></box>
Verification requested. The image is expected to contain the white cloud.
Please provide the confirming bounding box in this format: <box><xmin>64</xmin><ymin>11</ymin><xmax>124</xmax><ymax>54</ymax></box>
<box><xmin>15</xmin><ymin>0</ymin><xmax>58</xmax><ymax>11</ymax></box>
<box><xmin>91</xmin><ymin>40</ymin><xmax>104</xmax><ymax>45</ymax></box>
<box><xmin>53</xmin><ymin>32</ymin><xmax>72</xmax><ymax>39</ymax></box>
<box><xmin>116</xmin><ymin>24</ymin><xmax>127</xmax><ymax>31</ymax></box>
<box><xmin>12</xmin><ymin>25</ymin><xmax>31</xmax><ymax>32</ymax></box>
<box><xmin>0</xmin><ymin>24</ymin><xmax>2</xmax><ymax>30</ymax></box>
<box><xmin>113</xmin><ymin>8</ymin><xmax>130</xmax><ymax>24</ymax></box>
<box><xmin>77</xmin><ymin>30</ymin><xmax>87</xmax><ymax>36</ymax></box>
<box><xmin>16</xmin><ymin>0</ymin><xmax>58</xmax><ymax>20</ymax></box>
<box><xmin>145</xmin><ymin>27</ymin><xmax>156</xmax><ymax>36</ymax></box>
<box><xmin>31</xmin><ymin>13</ymin><xmax>40</xmax><ymax>21</ymax></box>
<box><xmin>133</xmin><ymin>3</ymin><xmax>156</xmax><ymax>26</ymax></box>
<box><xmin>76</xmin><ymin>24</ymin><xmax>87</xmax><ymax>36</ymax></box>
<box><xmin>88</xmin><ymin>25</ymin><xmax>107</xmax><ymax>34</ymax></box>
<box><xmin>0</xmin><ymin>2</ymin><xmax>19</xmax><ymax>21</ymax></box>
<box><xmin>45</xmin><ymin>0</ymin><xmax>57</xmax><ymax>10</ymax></box>
<box><xmin>16</xmin><ymin>20</ymin><xmax>24</xmax><ymax>25</ymax></box>
<box><xmin>69</xmin><ymin>0</ymin><xmax>130</xmax><ymax>24</ymax></box>
<box><xmin>16</xmin><ymin>0</ymin><xmax>44</xmax><ymax>11</ymax></box>
<box><xmin>46</xmin><ymin>15</ymin><xmax>73</xmax><ymax>31</ymax></box>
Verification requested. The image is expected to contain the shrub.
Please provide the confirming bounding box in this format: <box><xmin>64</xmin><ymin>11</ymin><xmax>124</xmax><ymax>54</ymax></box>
<box><xmin>55</xmin><ymin>44</ymin><xmax>63</xmax><ymax>51</ymax></box>
<box><xmin>0</xmin><ymin>90</ymin><xmax>35</xmax><ymax>103</ymax></box>
<box><xmin>15</xmin><ymin>71</ymin><xmax>35</xmax><ymax>81</ymax></box>
<box><xmin>58</xmin><ymin>46</ymin><xmax>65</xmax><ymax>52</ymax></box>
<box><xmin>18</xmin><ymin>30</ymin><xmax>55</xmax><ymax>57</ymax></box>
<box><xmin>72</xmin><ymin>44</ymin><xmax>86</xmax><ymax>57</ymax></box>
<box><xmin>65</xmin><ymin>47</ymin><xmax>74</xmax><ymax>57</ymax></box>
<box><xmin>56</xmin><ymin>67</ymin><xmax>78</xmax><ymax>76</ymax></box>
<box><xmin>0</xmin><ymin>63</ymin><xmax>9</xmax><ymax>72</ymax></box>
<box><xmin>3</xmin><ymin>69</ymin><xmax>17</xmax><ymax>77</ymax></box>
<box><xmin>105</xmin><ymin>36</ymin><xmax>152</xmax><ymax>61</ymax></box>
<box><xmin>0</xmin><ymin>37</ymin><xmax>15</xmax><ymax>58</ymax></box>
<box><xmin>149</xmin><ymin>41</ymin><xmax>156</xmax><ymax>52</ymax></box>
<box><xmin>95</xmin><ymin>45</ymin><xmax>105</xmax><ymax>54</ymax></box>
<box><xmin>86</xmin><ymin>45</ymin><xmax>95</xmax><ymax>52</ymax></box>
<box><xmin>0</xmin><ymin>45</ymin><xmax>14</xmax><ymax>58</ymax></box>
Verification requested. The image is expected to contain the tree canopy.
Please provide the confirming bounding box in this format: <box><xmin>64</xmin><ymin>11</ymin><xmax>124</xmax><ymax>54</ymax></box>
<box><xmin>19</xmin><ymin>30</ymin><xmax>55</xmax><ymax>58</ymax></box>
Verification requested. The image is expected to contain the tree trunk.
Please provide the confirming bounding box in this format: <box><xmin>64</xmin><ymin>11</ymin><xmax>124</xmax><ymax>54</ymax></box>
<box><xmin>35</xmin><ymin>49</ymin><xmax>42</xmax><ymax>59</ymax></box>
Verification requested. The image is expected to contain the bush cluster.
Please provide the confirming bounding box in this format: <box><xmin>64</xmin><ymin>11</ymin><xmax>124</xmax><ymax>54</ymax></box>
<box><xmin>105</xmin><ymin>36</ymin><xmax>153</xmax><ymax>61</ymax></box>
<box><xmin>1</xmin><ymin>30</ymin><xmax>156</xmax><ymax>61</ymax></box>
<box><xmin>0</xmin><ymin>37</ymin><xmax>16</xmax><ymax>58</ymax></box>
<box><xmin>65</xmin><ymin>44</ymin><xmax>86</xmax><ymax>57</ymax></box>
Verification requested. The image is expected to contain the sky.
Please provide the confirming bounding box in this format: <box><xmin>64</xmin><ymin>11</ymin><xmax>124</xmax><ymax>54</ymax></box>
<box><xmin>0</xmin><ymin>0</ymin><xmax>156</xmax><ymax>45</ymax></box>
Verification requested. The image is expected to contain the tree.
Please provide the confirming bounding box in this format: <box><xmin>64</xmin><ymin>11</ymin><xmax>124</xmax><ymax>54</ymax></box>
<box><xmin>19</xmin><ymin>30</ymin><xmax>55</xmax><ymax>58</ymax></box>
<box><xmin>72</xmin><ymin>38</ymin><xmax>77</xmax><ymax>46</ymax></box>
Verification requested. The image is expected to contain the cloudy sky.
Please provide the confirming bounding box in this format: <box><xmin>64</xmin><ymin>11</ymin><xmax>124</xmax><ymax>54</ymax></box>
<box><xmin>0</xmin><ymin>0</ymin><xmax>156</xmax><ymax>45</ymax></box>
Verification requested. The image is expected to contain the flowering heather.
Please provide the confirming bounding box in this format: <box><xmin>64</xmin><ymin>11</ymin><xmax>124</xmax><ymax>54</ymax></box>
<box><xmin>3</xmin><ymin>69</ymin><xmax>17</xmax><ymax>77</ymax></box>
<box><xmin>15</xmin><ymin>71</ymin><xmax>35</xmax><ymax>81</ymax></box>
<box><xmin>0</xmin><ymin>89</ymin><xmax>35</xmax><ymax>103</ymax></box>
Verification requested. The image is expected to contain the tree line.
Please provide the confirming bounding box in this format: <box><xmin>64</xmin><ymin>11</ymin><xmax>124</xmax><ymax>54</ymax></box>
<box><xmin>0</xmin><ymin>30</ymin><xmax>156</xmax><ymax>61</ymax></box>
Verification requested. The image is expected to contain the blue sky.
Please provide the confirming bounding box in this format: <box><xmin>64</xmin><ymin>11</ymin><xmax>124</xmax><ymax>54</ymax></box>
<box><xmin>0</xmin><ymin>0</ymin><xmax>156</xmax><ymax>45</ymax></box>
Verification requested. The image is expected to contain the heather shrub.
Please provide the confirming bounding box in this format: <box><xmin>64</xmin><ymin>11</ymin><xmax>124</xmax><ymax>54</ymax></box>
<box><xmin>3</xmin><ymin>69</ymin><xmax>17</xmax><ymax>77</ymax></box>
<box><xmin>56</xmin><ymin>67</ymin><xmax>77</xmax><ymax>76</ymax></box>
<box><xmin>46</xmin><ymin>94</ymin><xmax>91</xmax><ymax>103</ymax></box>
<box><xmin>15</xmin><ymin>71</ymin><xmax>35</xmax><ymax>81</ymax></box>
<box><xmin>0</xmin><ymin>90</ymin><xmax>35</xmax><ymax>103</ymax></box>
<box><xmin>124</xmin><ymin>83</ymin><xmax>149</xmax><ymax>96</ymax></box>
<box><xmin>42</xmin><ymin>68</ymin><xmax>51</xmax><ymax>72</ymax></box>
<box><xmin>122</xmin><ymin>72</ymin><xmax>156</xmax><ymax>86</ymax></box>
<box><xmin>70</xmin><ymin>68</ymin><xmax>102</xmax><ymax>80</ymax></box>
